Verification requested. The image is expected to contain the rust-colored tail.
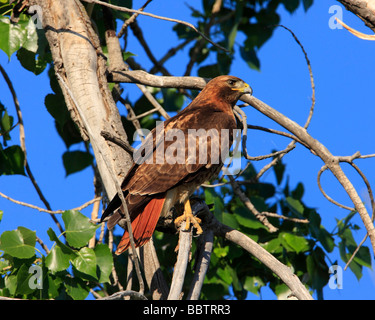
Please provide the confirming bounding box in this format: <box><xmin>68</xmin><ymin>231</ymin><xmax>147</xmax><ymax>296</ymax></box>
<box><xmin>115</xmin><ymin>197</ymin><xmax>166</xmax><ymax>255</ymax></box>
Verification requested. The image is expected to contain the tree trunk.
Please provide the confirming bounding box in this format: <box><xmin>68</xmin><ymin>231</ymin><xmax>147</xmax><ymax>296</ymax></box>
<box><xmin>30</xmin><ymin>0</ymin><xmax>133</xmax><ymax>200</ymax></box>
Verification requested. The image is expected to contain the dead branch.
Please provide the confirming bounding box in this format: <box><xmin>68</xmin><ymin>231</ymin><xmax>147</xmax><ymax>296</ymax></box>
<box><xmin>167</xmin><ymin>221</ymin><xmax>193</xmax><ymax>300</ymax></box>
<box><xmin>82</xmin><ymin>0</ymin><xmax>229</xmax><ymax>52</ymax></box>
<box><xmin>186</xmin><ymin>229</ymin><xmax>214</xmax><ymax>300</ymax></box>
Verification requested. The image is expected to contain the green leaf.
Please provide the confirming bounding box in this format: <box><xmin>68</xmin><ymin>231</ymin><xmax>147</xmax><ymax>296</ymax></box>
<box><xmin>317</xmin><ymin>226</ymin><xmax>335</xmax><ymax>253</ymax></box>
<box><xmin>44</xmin><ymin>93</ymin><xmax>70</xmax><ymax>127</ymax></box>
<box><xmin>246</xmin><ymin>182</ymin><xmax>275</xmax><ymax>199</ymax></box>
<box><xmin>197</xmin><ymin>64</ymin><xmax>221</xmax><ymax>79</ymax></box>
<box><xmin>94</xmin><ymin>244</ymin><xmax>113</xmax><ymax>284</ymax></box>
<box><xmin>273</xmin><ymin>158</ymin><xmax>285</xmax><ymax>185</ymax></box>
<box><xmin>16</xmin><ymin>47</ymin><xmax>47</xmax><ymax>75</ymax></box>
<box><xmin>122</xmin><ymin>51</ymin><xmax>136</xmax><ymax>61</ymax></box>
<box><xmin>262</xmin><ymin>238</ymin><xmax>282</xmax><ymax>253</ymax></box>
<box><xmin>161</xmin><ymin>88</ymin><xmax>185</xmax><ymax>112</ymax></box>
<box><xmin>0</xmin><ymin>15</ymin><xmax>37</xmax><ymax>58</ymax></box>
<box><xmin>4</xmin><ymin>274</ymin><xmax>17</xmax><ymax>296</ymax></box>
<box><xmin>71</xmin><ymin>247</ymin><xmax>97</xmax><ymax>280</ymax></box>
<box><xmin>0</xmin><ymin>227</ymin><xmax>36</xmax><ymax>259</ymax></box>
<box><xmin>62</xmin><ymin>151</ymin><xmax>94</xmax><ymax>176</ymax></box>
<box><xmin>45</xmin><ymin>245</ymin><xmax>71</xmax><ymax>273</ymax></box>
<box><xmin>282</xmin><ymin>0</ymin><xmax>300</xmax><ymax>13</ymax></box>
<box><xmin>307</xmin><ymin>247</ymin><xmax>330</xmax><ymax>295</ymax></box>
<box><xmin>0</xmin><ymin>109</ymin><xmax>13</xmax><ymax>140</ymax></box>
<box><xmin>291</xmin><ymin>182</ymin><xmax>304</xmax><ymax>200</ymax></box>
<box><xmin>64</xmin><ymin>276</ymin><xmax>90</xmax><ymax>300</ymax></box>
<box><xmin>213</xmin><ymin>246</ymin><xmax>229</xmax><ymax>258</ymax></box>
<box><xmin>302</xmin><ymin>0</ymin><xmax>314</xmax><ymax>11</ymax></box>
<box><xmin>239</xmin><ymin>46</ymin><xmax>260</xmax><ymax>71</ymax></box>
<box><xmin>285</xmin><ymin>197</ymin><xmax>304</xmax><ymax>216</ymax></box>
<box><xmin>353</xmin><ymin>246</ymin><xmax>371</xmax><ymax>268</ymax></box>
<box><xmin>16</xmin><ymin>264</ymin><xmax>35</xmax><ymax>295</ymax></box>
<box><xmin>234</xmin><ymin>208</ymin><xmax>264</xmax><ymax>230</ymax></box>
<box><xmin>222</xmin><ymin>212</ymin><xmax>239</xmax><ymax>229</ymax></box>
<box><xmin>0</xmin><ymin>145</ymin><xmax>26</xmax><ymax>176</ymax></box>
<box><xmin>244</xmin><ymin>276</ymin><xmax>264</xmax><ymax>295</ymax></box>
<box><xmin>62</xmin><ymin>210</ymin><xmax>99</xmax><ymax>248</ymax></box>
<box><xmin>217</xmin><ymin>266</ymin><xmax>232</xmax><ymax>285</ymax></box>
<box><xmin>280</xmin><ymin>232</ymin><xmax>309</xmax><ymax>253</ymax></box>
<box><xmin>45</xmin><ymin>228</ymin><xmax>76</xmax><ymax>273</ymax></box>
<box><xmin>205</xmin><ymin>188</ymin><xmax>224</xmax><ymax>222</ymax></box>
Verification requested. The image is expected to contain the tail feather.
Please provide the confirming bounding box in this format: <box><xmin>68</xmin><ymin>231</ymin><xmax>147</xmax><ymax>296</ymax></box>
<box><xmin>115</xmin><ymin>196</ymin><xmax>166</xmax><ymax>255</ymax></box>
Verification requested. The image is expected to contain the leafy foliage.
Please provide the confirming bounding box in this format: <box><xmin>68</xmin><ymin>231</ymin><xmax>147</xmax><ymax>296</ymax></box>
<box><xmin>0</xmin><ymin>211</ymin><xmax>112</xmax><ymax>300</ymax></box>
<box><xmin>0</xmin><ymin>0</ymin><xmax>372</xmax><ymax>300</ymax></box>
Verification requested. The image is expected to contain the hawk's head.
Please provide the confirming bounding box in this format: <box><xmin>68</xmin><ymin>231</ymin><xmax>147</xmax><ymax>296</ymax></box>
<box><xmin>203</xmin><ymin>75</ymin><xmax>253</xmax><ymax>106</ymax></box>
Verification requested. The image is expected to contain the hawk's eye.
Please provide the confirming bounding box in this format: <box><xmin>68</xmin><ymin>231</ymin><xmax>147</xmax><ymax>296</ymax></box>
<box><xmin>227</xmin><ymin>79</ymin><xmax>237</xmax><ymax>86</ymax></box>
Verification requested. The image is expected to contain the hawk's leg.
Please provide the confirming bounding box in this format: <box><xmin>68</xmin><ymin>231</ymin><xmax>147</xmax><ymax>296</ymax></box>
<box><xmin>174</xmin><ymin>199</ymin><xmax>203</xmax><ymax>234</ymax></box>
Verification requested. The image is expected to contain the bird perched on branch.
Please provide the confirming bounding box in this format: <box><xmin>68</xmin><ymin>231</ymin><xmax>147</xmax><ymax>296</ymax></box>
<box><xmin>100</xmin><ymin>75</ymin><xmax>252</xmax><ymax>255</ymax></box>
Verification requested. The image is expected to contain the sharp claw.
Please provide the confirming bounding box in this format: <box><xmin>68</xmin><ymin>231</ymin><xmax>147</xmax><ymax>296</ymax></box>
<box><xmin>174</xmin><ymin>200</ymin><xmax>203</xmax><ymax>234</ymax></box>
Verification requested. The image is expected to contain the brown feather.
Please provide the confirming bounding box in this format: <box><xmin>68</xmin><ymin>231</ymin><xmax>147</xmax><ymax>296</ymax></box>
<box><xmin>115</xmin><ymin>196</ymin><xmax>166</xmax><ymax>254</ymax></box>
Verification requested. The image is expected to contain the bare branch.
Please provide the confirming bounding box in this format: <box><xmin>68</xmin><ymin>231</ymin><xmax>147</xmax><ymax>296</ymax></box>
<box><xmin>317</xmin><ymin>165</ymin><xmax>355</xmax><ymax>211</ymax></box>
<box><xmin>0</xmin><ymin>64</ymin><xmax>64</xmax><ymax>234</ymax></box>
<box><xmin>82</xmin><ymin>0</ymin><xmax>229</xmax><ymax>52</ymax></box>
<box><xmin>101</xmin><ymin>130</ymin><xmax>135</xmax><ymax>155</ymax></box>
<box><xmin>229</xmin><ymin>176</ymin><xmax>278</xmax><ymax>233</ymax></box>
<box><xmin>0</xmin><ymin>188</ymin><xmax>101</xmax><ymax>214</ymax></box>
<box><xmin>117</xmin><ymin>0</ymin><xmax>153</xmax><ymax>38</ymax></box>
<box><xmin>186</xmin><ymin>229</ymin><xmax>214</xmax><ymax>300</ymax></box>
<box><xmin>168</xmin><ymin>221</ymin><xmax>192</xmax><ymax>300</ymax></box>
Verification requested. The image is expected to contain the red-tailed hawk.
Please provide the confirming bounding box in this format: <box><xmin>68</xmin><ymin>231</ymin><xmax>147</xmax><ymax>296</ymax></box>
<box><xmin>101</xmin><ymin>75</ymin><xmax>252</xmax><ymax>255</ymax></box>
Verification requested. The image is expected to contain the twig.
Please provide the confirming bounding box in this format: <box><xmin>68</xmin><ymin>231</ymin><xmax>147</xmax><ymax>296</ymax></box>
<box><xmin>317</xmin><ymin>165</ymin><xmax>355</xmax><ymax>211</ymax></box>
<box><xmin>234</xmin><ymin>106</ymin><xmax>296</xmax><ymax>162</ymax></box>
<box><xmin>89</xmin><ymin>175</ymin><xmax>102</xmax><ymax>248</ymax></box>
<box><xmin>167</xmin><ymin>221</ymin><xmax>192</xmax><ymax>300</ymax></box>
<box><xmin>229</xmin><ymin>176</ymin><xmax>278</xmax><ymax>233</ymax></box>
<box><xmin>261</xmin><ymin>211</ymin><xmax>309</xmax><ymax>223</ymax></box>
<box><xmin>136</xmin><ymin>83</ymin><xmax>171</xmax><ymax>120</ymax></box>
<box><xmin>0</xmin><ymin>191</ymin><xmax>102</xmax><ymax>214</ymax></box>
<box><xmin>277</xmin><ymin>25</ymin><xmax>315</xmax><ymax>129</ymax></box>
<box><xmin>149</xmin><ymin>39</ymin><xmax>194</xmax><ymax>74</ymax></box>
<box><xmin>247</xmin><ymin>124</ymin><xmax>306</xmax><ymax>146</ymax></box>
<box><xmin>130</xmin><ymin>20</ymin><xmax>171</xmax><ymax>76</ymax></box>
<box><xmin>36</xmin><ymin>236</ymin><xmax>50</xmax><ymax>255</ymax></box>
<box><xmin>117</xmin><ymin>0</ymin><xmax>153</xmax><ymax>38</ymax></box>
<box><xmin>0</xmin><ymin>64</ymin><xmax>64</xmax><ymax>234</ymax></box>
<box><xmin>82</xmin><ymin>0</ymin><xmax>229</xmax><ymax>52</ymax></box>
<box><xmin>101</xmin><ymin>130</ymin><xmax>135</xmax><ymax>155</ymax></box>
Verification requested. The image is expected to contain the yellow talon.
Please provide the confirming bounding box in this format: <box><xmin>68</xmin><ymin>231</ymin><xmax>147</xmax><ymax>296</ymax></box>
<box><xmin>174</xmin><ymin>199</ymin><xmax>203</xmax><ymax>234</ymax></box>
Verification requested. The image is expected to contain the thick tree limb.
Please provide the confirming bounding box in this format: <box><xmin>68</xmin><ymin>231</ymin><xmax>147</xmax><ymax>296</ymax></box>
<box><xmin>186</xmin><ymin>229</ymin><xmax>214</xmax><ymax>300</ymax></box>
<box><xmin>167</xmin><ymin>221</ymin><xmax>193</xmax><ymax>300</ymax></box>
<box><xmin>337</xmin><ymin>0</ymin><xmax>375</xmax><ymax>33</ymax></box>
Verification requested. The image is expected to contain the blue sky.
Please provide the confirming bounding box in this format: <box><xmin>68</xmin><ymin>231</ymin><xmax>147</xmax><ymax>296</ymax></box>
<box><xmin>1</xmin><ymin>0</ymin><xmax>375</xmax><ymax>300</ymax></box>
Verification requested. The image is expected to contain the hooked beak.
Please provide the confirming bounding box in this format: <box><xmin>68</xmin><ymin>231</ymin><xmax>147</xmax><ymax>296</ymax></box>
<box><xmin>233</xmin><ymin>82</ymin><xmax>253</xmax><ymax>95</ymax></box>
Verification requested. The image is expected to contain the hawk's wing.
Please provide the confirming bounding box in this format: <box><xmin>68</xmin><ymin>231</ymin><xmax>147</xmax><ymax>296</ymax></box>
<box><xmin>123</xmin><ymin>102</ymin><xmax>237</xmax><ymax>196</ymax></box>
